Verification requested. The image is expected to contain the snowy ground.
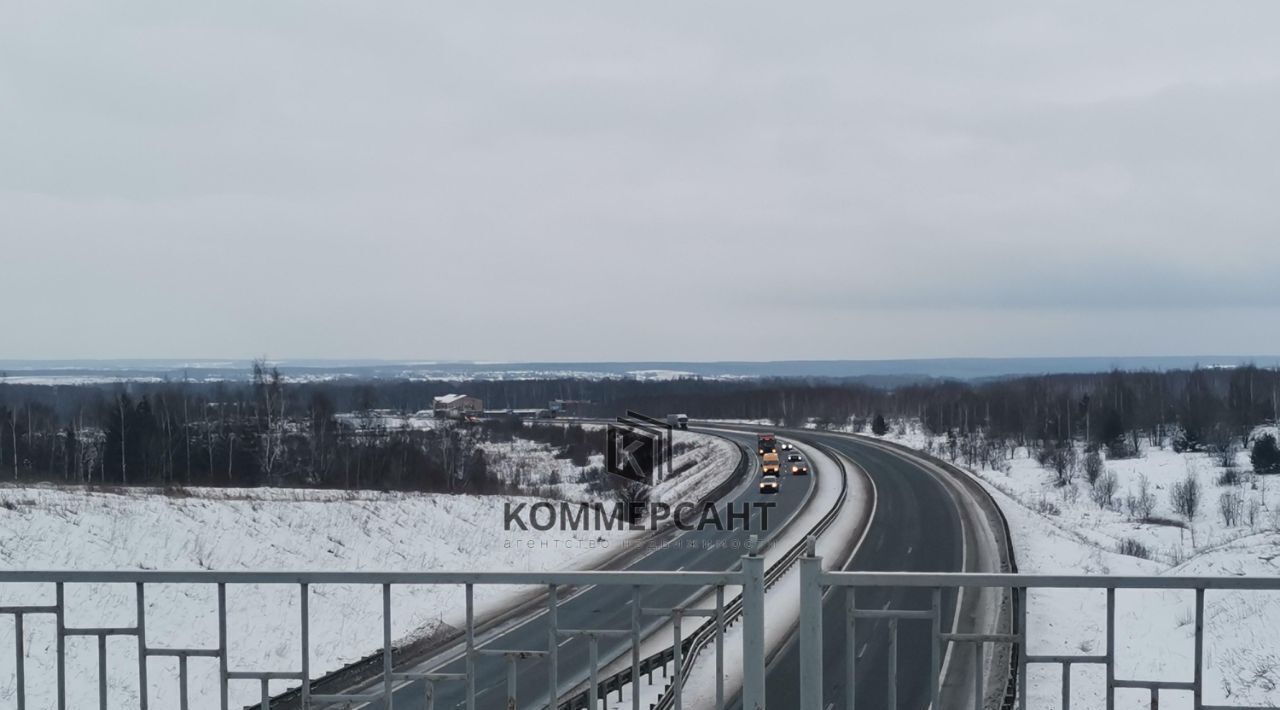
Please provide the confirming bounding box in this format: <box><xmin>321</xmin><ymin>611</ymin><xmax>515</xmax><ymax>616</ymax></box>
<box><xmin>481</xmin><ymin>428</ymin><xmax>738</xmax><ymax>504</ymax></box>
<box><xmin>0</xmin><ymin>432</ymin><xmax>738</xmax><ymax>710</ymax></box>
<box><xmin>873</xmin><ymin>421</ymin><xmax>1280</xmax><ymax>709</ymax></box>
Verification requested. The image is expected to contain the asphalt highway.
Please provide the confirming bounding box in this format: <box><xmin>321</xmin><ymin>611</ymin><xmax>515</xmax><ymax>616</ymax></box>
<box><xmin>361</xmin><ymin>430</ymin><xmax>817</xmax><ymax>710</ymax></box>
<box><xmin>754</xmin><ymin>431</ymin><xmax>974</xmax><ymax>710</ymax></box>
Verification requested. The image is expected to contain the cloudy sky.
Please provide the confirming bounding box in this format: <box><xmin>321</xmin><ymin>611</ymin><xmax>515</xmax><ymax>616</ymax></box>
<box><xmin>3</xmin><ymin>2</ymin><xmax>1279</xmax><ymax>361</ymax></box>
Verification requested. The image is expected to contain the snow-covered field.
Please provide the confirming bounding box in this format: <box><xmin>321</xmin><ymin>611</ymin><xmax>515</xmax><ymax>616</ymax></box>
<box><xmin>0</xmin><ymin>432</ymin><xmax>738</xmax><ymax>709</ymax></box>
<box><xmin>875</xmin><ymin>422</ymin><xmax>1280</xmax><ymax>709</ymax></box>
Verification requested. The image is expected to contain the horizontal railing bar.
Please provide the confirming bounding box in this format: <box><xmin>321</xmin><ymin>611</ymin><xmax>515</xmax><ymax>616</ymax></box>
<box><xmin>146</xmin><ymin>648</ymin><xmax>221</xmax><ymax>658</ymax></box>
<box><xmin>942</xmin><ymin>633</ymin><xmax>1019</xmax><ymax>643</ymax></box>
<box><xmin>557</xmin><ymin>628</ymin><xmax>632</xmax><ymax>637</ymax></box>
<box><xmin>63</xmin><ymin>627</ymin><xmax>138</xmax><ymax>636</ymax></box>
<box><xmin>0</xmin><ymin>570</ymin><xmax>742</xmax><ymax>586</ymax></box>
<box><xmin>1113</xmin><ymin>679</ymin><xmax>1196</xmax><ymax>690</ymax></box>
<box><xmin>821</xmin><ymin>572</ymin><xmax>1280</xmax><ymax>590</ymax></box>
<box><xmin>640</xmin><ymin>607</ymin><xmax>719</xmax><ymax>618</ymax></box>
<box><xmin>310</xmin><ymin>694</ymin><xmax>382</xmax><ymax>703</ymax></box>
<box><xmin>389</xmin><ymin>672</ymin><xmax>467</xmax><ymax>681</ymax></box>
<box><xmin>0</xmin><ymin>606</ymin><xmax>58</xmax><ymax>615</ymax></box>
<box><xmin>226</xmin><ymin>671</ymin><xmax>304</xmax><ymax>680</ymax></box>
<box><xmin>852</xmin><ymin>609</ymin><xmax>934</xmax><ymax>620</ymax></box>
<box><xmin>475</xmin><ymin>649</ymin><xmax>549</xmax><ymax>658</ymax></box>
<box><xmin>1025</xmin><ymin>655</ymin><xmax>1108</xmax><ymax>664</ymax></box>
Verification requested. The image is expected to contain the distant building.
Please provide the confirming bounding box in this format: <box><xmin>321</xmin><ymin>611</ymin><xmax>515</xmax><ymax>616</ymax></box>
<box><xmin>433</xmin><ymin>394</ymin><xmax>484</xmax><ymax>417</ymax></box>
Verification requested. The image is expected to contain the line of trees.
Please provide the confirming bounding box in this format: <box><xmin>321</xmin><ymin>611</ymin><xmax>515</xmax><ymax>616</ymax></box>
<box><xmin>3</xmin><ymin>364</ymin><xmax>1278</xmax><ymax>490</ymax></box>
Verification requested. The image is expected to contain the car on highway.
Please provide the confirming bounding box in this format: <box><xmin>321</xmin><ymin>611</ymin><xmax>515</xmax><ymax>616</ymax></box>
<box><xmin>761</xmin><ymin>452</ymin><xmax>780</xmax><ymax>475</ymax></box>
<box><xmin>781</xmin><ymin>442</ymin><xmax>793</xmax><ymax>451</ymax></box>
<box><xmin>790</xmin><ymin>463</ymin><xmax>809</xmax><ymax>475</ymax></box>
<box><xmin>758</xmin><ymin>477</ymin><xmax>779</xmax><ymax>494</ymax></box>
<box><xmin>786</xmin><ymin>453</ymin><xmax>803</xmax><ymax>462</ymax></box>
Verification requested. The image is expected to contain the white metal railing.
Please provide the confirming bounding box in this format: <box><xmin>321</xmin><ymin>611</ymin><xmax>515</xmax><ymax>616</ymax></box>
<box><xmin>797</xmin><ymin>546</ymin><xmax>1280</xmax><ymax>710</ymax></box>
<box><xmin>0</xmin><ymin>559</ymin><xmax>767</xmax><ymax>710</ymax></box>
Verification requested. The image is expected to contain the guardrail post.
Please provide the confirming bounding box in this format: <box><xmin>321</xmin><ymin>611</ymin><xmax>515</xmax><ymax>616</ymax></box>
<box><xmin>1194</xmin><ymin>587</ymin><xmax>1204</xmax><ymax>710</ymax></box>
<box><xmin>741</xmin><ymin>535</ymin><xmax>766</xmax><ymax>710</ymax></box>
<box><xmin>549</xmin><ymin>584</ymin><xmax>560</xmax><ymax>709</ymax></box>
<box><xmin>799</xmin><ymin>537</ymin><xmax>823</xmax><ymax>710</ymax></box>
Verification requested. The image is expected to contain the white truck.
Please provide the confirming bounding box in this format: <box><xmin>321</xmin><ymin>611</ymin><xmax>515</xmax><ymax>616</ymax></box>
<box><xmin>666</xmin><ymin>413</ymin><xmax>689</xmax><ymax>430</ymax></box>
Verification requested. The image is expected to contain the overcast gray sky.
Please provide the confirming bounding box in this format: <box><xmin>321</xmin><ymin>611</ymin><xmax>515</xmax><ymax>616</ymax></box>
<box><xmin>4</xmin><ymin>2</ymin><xmax>1279</xmax><ymax>361</ymax></box>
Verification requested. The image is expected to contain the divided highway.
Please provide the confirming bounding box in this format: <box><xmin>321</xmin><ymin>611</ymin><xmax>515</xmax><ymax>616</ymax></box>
<box><xmin>358</xmin><ymin>431</ymin><xmax>818</xmax><ymax>710</ymax></box>
<box><xmin>751</xmin><ymin>429</ymin><xmax>1003</xmax><ymax>710</ymax></box>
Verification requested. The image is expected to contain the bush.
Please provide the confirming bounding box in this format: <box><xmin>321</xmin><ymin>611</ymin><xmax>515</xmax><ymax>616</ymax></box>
<box><xmin>1084</xmin><ymin>450</ymin><xmax>1105</xmax><ymax>486</ymax></box>
<box><xmin>1035</xmin><ymin>496</ymin><xmax>1061</xmax><ymax>516</ymax></box>
<box><xmin>1217</xmin><ymin>467</ymin><xmax>1241</xmax><ymax>486</ymax></box>
<box><xmin>871</xmin><ymin>413</ymin><xmax>889</xmax><ymax>437</ymax></box>
<box><xmin>1252</xmin><ymin>434</ymin><xmax>1280</xmax><ymax>474</ymax></box>
<box><xmin>1091</xmin><ymin>470</ymin><xmax>1119</xmax><ymax>509</ymax></box>
<box><xmin>1125</xmin><ymin>474</ymin><xmax>1157</xmax><ymax>522</ymax></box>
<box><xmin>1219</xmin><ymin>491</ymin><xmax>1243</xmax><ymax>527</ymax></box>
<box><xmin>1171</xmin><ymin>470</ymin><xmax>1202</xmax><ymax>520</ymax></box>
<box><xmin>1117</xmin><ymin>538</ymin><xmax>1150</xmax><ymax>559</ymax></box>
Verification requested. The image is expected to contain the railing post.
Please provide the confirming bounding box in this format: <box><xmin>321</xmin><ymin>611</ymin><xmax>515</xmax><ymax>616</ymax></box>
<box><xmin>673</xmin><ymin>610</ymin><xmax>684</xmax><ymax>710</ymax></box>
<box><xmin>932</xmin><ymin>587</ymin><xmax>942</xmax><ymax>710</ymax></box>
<box><xmin>846</xmin><ymin>588</ymin><xmax>856</xmax><ymax>710</ymax></box>
<box><xmin>1106</xmin><ymin>588</ymin><xmax>1115</xmax><ymax>710</ymax></box>
<box><xmin>715</xmin><ymin>585</ymin><xmax>725</xmax><ymax>710</ymax></box>
<box><xmin>465</xmin><ymin>583</ymin><xmax>476</xmax><ymax>710</ymax></box>
<box><xmin>1194</xmin><ymin>587</ymin><xmax>1204</xmax><ymax>710</ymax></box>
<box><xmin>888</xmin><ymin>618</ymin><xmax>898</xmax><ymax>709</ymax></box>
<box><xmin>631</xmin><ymin>586</ymin><xmax>640</xmax><ymax>710</ymax></box>
<box><xmin>549</xmin><ymin>584</ymin><xmax>560</xmax><ymax>709</ymax></box>
<box><xmin>56</xmin><ymin>582</ymin><xmax>65</xmax><ymax>710</ymax></box>
<box><xmin>383</xmin><ymin>583</ymin><xmax>394</xmax><ymax>710</ymax></box>
<box><xmin>299</xmin><ymin>583</ymin><xmax>309</xmax><ymax>708</ymax></box>
<box><xmin>217</xmin><ymin>583</ymin><xmax>228</xmax><ymax>710</ymax></box>
<box><xmin>799</xmin><ymin>537</ymin><xmax>824</xmax><ymax>710</ymax></box>
<box><xmin>136</xmin><ymin>583</ymin><xmax>148</xmax><ymax>710</ymax></box>
<box><xmin>1017</xmin><ymin>587</ymin><xmax>1027</xmax><ymax>710</ymax></box>
<box><xmin>741</xmin><ymin>535</ymin><xmax>767</xmax><ymax>710</ymax></box>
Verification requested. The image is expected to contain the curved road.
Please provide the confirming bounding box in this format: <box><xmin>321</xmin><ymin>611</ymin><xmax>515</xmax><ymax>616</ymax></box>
<box><xmin>755</xmin><ymin>429</ymin><xmax>991</xmax><ymax>710</ymax></box>
<box><xmin>363</xmin><ymin>430</ymin><xmax>818</xmax><ymax>709</ymax></box>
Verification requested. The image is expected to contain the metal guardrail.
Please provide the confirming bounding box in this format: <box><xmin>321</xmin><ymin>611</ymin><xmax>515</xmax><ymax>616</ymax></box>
<box><xmin>796</xmin><ymin>561</ymin><xmax>1280</xmax><ymax>710</ymax></box>
<box><xmin>0</xmin><ymin>567</ymin><xmax>768</xmax><ymax>710</ymax></box>
<box><xmin>856</xmin><ymin>435</ymin><xmax>1022</xmax><ymax>709</ymax></box>
<box><xmin>554</xmin><ymin>436</ymin><xmax>836</xmax><ymax>710</ymax></box>
<box><xmin>267</xmin><ymin>432</ymin><xmax>753</xmax><ymax>709</ymax></box>
<box><xmin>642</xmin><ymin>437</ymin><xmax>850</xmax><ymax>710</ymax></box>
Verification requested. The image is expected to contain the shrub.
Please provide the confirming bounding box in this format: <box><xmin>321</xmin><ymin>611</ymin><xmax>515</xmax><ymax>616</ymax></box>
<box><xmin>1217</xmin><ymin>467</ymin><xmax>1241</xmax><ymax>486</ymax></box>
<box><xmin>1125</xmin><ymin>474</ymin><xmax>1157</xmax><ymax>522</ymax></box>
<box><xmin>1091</xmin><ymin>470</ymin><xmax>1119</xmax><ymax>509</ymax></box>
<box><xmin>1084</xmin><ymin>450</ymin><xmax>1105</xmax><ymax>485</ymax></box>
<box><xmin>1252</xmin><ymin>434</ymin><xmax>1280</xmax><ymax>474</ymax></box>
<box><xmin>871</xmin><ymin>414</ymin><xmax>889</xmax><ymax>437</ymax></box>
<box><xmin>1117</xmin><ymin>538</ymin><xmax>1150</xmax><ymax>559</ymax></box>
<box><xmin>1035</xmin><ymin>496</ymin><xmax>1061</xmax><ymax>516</ymax></box>
<box><xmin>1171</xmin><ymin>470</ymin><xmax>1202</xmax><ymax>520</ymax></box>
<box><xmin>1219</xmin><ymin>491</ymin><xmax>1243</xmax><ymax>527</ymax></box>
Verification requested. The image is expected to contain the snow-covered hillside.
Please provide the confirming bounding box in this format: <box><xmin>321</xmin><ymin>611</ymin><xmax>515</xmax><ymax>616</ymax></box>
<box><xmin>0</xmin><ymin>432</ymin><xmax>739</xmax><ymax>709</ymax></box>
<box><xmin>877</xmin><ymin>422</ymin><xmax>1280</xmax><ymax>708</ymax></box>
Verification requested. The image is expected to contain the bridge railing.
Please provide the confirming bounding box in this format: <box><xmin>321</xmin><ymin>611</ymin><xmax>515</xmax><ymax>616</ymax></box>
<box><xmin>0</xmin><ymin>559</ymin><xmax>767</xmax><ymax>710</ymax></box>
<box><xmin>799</xmin><ymin>550</ymin><xmax>1280</xmax><ymax>710</ymax></box>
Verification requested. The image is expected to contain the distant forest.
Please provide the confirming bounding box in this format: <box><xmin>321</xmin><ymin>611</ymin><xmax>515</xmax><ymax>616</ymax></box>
<box><xmin>1</xmin><ymin>364</ymin><xmax>1278</xmax><ymax>490</ymax></box>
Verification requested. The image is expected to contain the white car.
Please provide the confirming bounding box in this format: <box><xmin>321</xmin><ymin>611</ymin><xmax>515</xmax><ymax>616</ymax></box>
<box><xmin>781</xmin><ymin>442</ymin><xmax>793</xmax><ymax>451</ymax></box>
<box><xmin>759</xmin><ymin>477</ymin><xmax>779</xmax><ymax>494</ymax></box>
